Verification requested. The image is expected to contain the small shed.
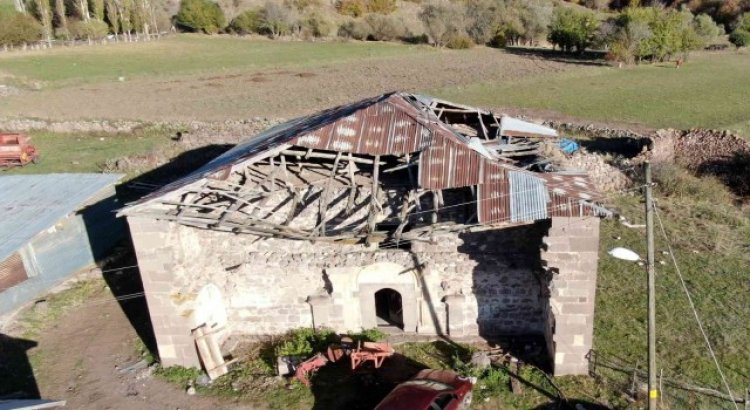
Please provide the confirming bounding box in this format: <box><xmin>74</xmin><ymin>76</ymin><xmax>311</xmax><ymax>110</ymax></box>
<box><xmin>0</xmin><ymin>173</ymin><xmax>124</xmax><ymax>315</ymax></box>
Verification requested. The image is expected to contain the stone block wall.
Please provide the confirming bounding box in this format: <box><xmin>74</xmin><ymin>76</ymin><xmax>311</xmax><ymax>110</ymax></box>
<box><xmin>541</xmin><ymin>217</ymin><xmax>600</xmax><ymax>376</ymax></box>
<box><xmin>129</xmin><ymin>215</ymin><xmax>598</xmax><ymax>374</ymax></box>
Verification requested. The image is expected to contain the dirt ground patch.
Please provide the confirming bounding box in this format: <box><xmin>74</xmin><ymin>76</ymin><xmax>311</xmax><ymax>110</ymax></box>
<box><xmin>0</xmin><ymin>48</ymin><xmax>578</xmax><ymax>122</ymax></box>
<box><xmin>1</xmin><ymin>272</ymin><xmax>249</xmax><ymax>409</ymax></box>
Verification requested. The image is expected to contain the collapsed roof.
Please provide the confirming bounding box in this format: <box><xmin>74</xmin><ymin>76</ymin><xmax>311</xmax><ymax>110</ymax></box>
<box><xmin>120</xmin><ymin>92</ymin><xmax>607</xmax><ymax>246</ymax></box>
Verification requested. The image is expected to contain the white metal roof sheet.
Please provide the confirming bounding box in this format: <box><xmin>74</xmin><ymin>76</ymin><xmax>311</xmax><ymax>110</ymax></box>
<box><xmin>0</xmin><ymin>173</ymin><xmax>123</xmax><ymax>262</ymax></box>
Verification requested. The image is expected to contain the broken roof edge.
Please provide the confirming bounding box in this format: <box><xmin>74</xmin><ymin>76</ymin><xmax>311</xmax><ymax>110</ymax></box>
<box><xmin>118</xmin><ymin>92</ymin><xmax>599</xmax><ymax>219</ymax></box>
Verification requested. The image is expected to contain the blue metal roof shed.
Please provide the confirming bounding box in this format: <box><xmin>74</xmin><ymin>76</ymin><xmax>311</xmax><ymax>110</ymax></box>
<box><xmin>0</xmin><ymin>173</ymin><xmax>124</xmax><ymax>315</ymax></box>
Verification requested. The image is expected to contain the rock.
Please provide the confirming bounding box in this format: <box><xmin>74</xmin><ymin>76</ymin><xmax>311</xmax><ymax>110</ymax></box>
<box><xmin>470</xmin><ymin>352</ymin><xmax>491</xmax><ymax>370</ymax></box>
<box><xmin>186</xmin><ymin>386</ymin><xmax>196</xmax><ymax>396</ymax></box>
<box><xmin>195</xmin><ymin>373</ymin><xmax>211</xmax><ymax>387</ymax></box>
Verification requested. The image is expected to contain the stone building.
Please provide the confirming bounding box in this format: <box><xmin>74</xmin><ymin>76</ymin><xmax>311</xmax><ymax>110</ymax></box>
<box><xmin>120</xmin><ymin>93</ymin><xmax>605</xmax><ymax>376</ymax></box>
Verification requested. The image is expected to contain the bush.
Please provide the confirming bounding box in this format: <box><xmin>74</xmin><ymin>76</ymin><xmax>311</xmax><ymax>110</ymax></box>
<box><xmin>336</xmin><ymin>0</ymin><xmax>367</xmax><ymax>17</ymax></box>
<box><xmin>175</xmin><ymin>0</ymin><xmax>226</xmax><ymax>34</ymax></box>
<box><xmin>365</xmin><ymin>13</ymin><xmax>407</xmax><ymax>41</ymax></box>
<box><xmin>729</xmin><ymin>29</ymin><xmax>750</xmax><ymax>47</ymax></box>
<box><xmin>300</xmin><ymin>11</ymin><xmax>332</xmax><ymax>38</ymax></box>
<box><xmin>69</xmin><ymin>19</ymin><xmax>109</xmax><ymax>40</ymax></box>
<box><xmin>338</xmin><ymin>19</ymin><xmax>371</xmax><ymax>40</ymax></box>
<box><xmin>0</xmin><ymin>11</ymin><xmax>43</xmax><ymax>46</ymax></box>
<box><xmin>274</xmin><ymin>328</ymin><xmax>337</xmax><ymax>357</ymax></box>
<box><xmin>229</xmin><ymin>9</ymin><xmax>263</xmax><ymax>34</ymax></box>
<box><xmin>445</xmin><ymin>32</ymin><xmax>473</xmax><ymax>49</ymax></box>
<box><xmin>368</xmin><ymin>0</ymin><xmax>396</xmax><ymax>15</ymax></box>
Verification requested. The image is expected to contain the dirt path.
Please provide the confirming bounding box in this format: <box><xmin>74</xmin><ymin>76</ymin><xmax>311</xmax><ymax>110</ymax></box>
<box><xmin>17</xmin><ymin>283</ymin><xmax>251</xmax><ymax>410</ymax></box>
<box><xmin>0</xmin><ymin>48</ymin><xmax>580</xmax><ymax>122</ymax></box>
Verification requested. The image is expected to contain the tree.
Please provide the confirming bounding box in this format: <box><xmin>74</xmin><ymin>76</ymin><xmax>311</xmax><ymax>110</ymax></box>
<box><xmin>464</xmin><ymin>0</ymin><xmax>498</xmax><ymax>45</ymax></box>
<box><xmin>259</xmin><ymin>1</ymin><xmax>296</xmax><ymax>38</ymax></box>
<box><xmin>418</xmin><ymin>0</ymin><xmax>464</xmax><ymax>48</ymax></box>
<box><xmin>729</xmin><ymin>12</ymin><xmax>750</xmax><ymax>47</ymax></box>
<box><xmin>693</xmin><ymin>13</ymin><xmax>722</xmax><ymax>43</ymax></box>
<box><xmin>175</xmin><ymin>0</ymin><xmax>226</xmax><ymax>34</ymax></box>
<box><xmin>336</xmin><ymin>0</ymin><xmax>366</xmax><ymax>17</ymax></box>
<box><xmin>105</xmin><ymin>0</ymin><xmax>120</xmax><ymax>37</ymax></box>
<box><xmin>30</xmin><ymin>0</ymin><xmax>53</xmax><ymax>44</ymax></box>
<box><xmin>91</xmin><ymin>0</ymin><xmax>105</xmax><ymax>20</ymax></box>
<box><xmin>14</xmin><ymin>0</ymin><xmax>27</xmax><ymax>14</ymax></box>
<box><xmin>54</xmin><ymin>0</ymin><xmax>69</xmax><ymax>38</ymax></box>
<box><xmin>548</xmin><ymin>6</ymin><xmax>599</xmax><ymax>54</ymax></box>
<box><xmin>77</xmin><ymin>0</ymin><xmax>90</xmax><ymax>21</ymax></box>
<box><xmin>364</xmin><ymin>12</ymin><xmax>406</xmax><ymax>41</ymax></box>
<box><xmin>116</xmin><ymin>0</ymin><xmax>133</xmax><ymax>40</ymax></box>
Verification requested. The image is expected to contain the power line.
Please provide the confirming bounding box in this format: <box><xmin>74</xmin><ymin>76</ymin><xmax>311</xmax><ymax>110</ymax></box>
<box><xmin>654</xmin><ymin>205</ymin><xmax>739</xmax><ymax>409</ymax></box>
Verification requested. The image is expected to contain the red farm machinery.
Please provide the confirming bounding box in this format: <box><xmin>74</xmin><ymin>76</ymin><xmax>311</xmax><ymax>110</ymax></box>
<box><xmin>0</xmin><ymin>133</ymin><xmax>39</xmax><ymax>168</ymax></box>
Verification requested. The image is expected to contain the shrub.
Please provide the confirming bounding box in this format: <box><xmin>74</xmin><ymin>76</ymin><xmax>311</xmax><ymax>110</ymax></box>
<box><xmin>349</xmin><ymin>328</ymin><xmax>387</xmax><ymax>342</ymax></box>
<box><xmin>274</xmin><ymin>328</ymin><xmax>337</xmax><ymax>357</ymax></box>
<box><xmin>229</xmin><ymin>9</ymin><xmax>263</xmax><ymax>34</ymax></box>
<box><xmin>336</xmin><ymin>0</ymin><xmax>367</xmax><ymax>17</ymax></box>
<box><xmin>300</xmin><ymin>11</ymin><xmax>332</xmax><ymax>38</ymax></box>
<box><xmin>365</xmin><ymin>13</ymin><xmax>407</xmax><ymax>41</ymax></box>
<box><xmin>69</xmin><ymin>19</ymin><xmax>109</xmax><ymax>40</ymax></box>
<box><xmin>729</xmin><ymin>29</ymin><xmax>750</xmax><ymax>47</ymax></box>
<box><xmin>338</xmin><ymin>19</ymin><xmax>371</xmax><ymax>40</ymax></box>
<box><xmin>368</xmin><ymin>0</ymin><xmax>396</xmax><ymax>15</ymax></box>
<box><xmin>0</xmin><ymin>11</ymin><xmax>43</xmax><ymax>46</ymax></box>
<box><xmin>445</xmin><ymin>32</ymin><xmax>473</xmax><ymax>49</ymax></box>
<box><xmin>175</xmin><ymin>0</ymin><xmax>226</xmax><ymax>34</ymax></box>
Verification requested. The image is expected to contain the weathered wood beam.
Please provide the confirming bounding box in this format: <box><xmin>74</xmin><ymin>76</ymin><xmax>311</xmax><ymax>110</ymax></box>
<box><xmin>315</xmin><ymin>151</ymin><xmax>342</xmax><ymax>236</ymax></box>
<box><xmin>281</xmin><ymin>149</ymin><xmax>382</xmax><ymax>165</ymax></box>
<box><xmin>367</xmin><ymin>155</ymin><xmax>381</xmax><ymax>237</ymax></box>
<box><xmin>346</xmin><ymin>153</ymin><xmax>357</xmax><ymax>212</ymax></box>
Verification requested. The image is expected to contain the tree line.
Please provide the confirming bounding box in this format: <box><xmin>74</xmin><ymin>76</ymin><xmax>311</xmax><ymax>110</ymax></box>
<box><xmin>1</xmin><ymin>0</ymin><xmax>161</xmax><ymax>47</ymax></box>
<box><xmin>2</xmin><ymin>0</ymin><xmax>748</xmax><ymax>59</ymax></box>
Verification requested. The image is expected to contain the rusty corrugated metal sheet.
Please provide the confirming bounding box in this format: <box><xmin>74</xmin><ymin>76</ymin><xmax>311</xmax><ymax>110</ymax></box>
<box><xmin>122</xmin><ymin>92</ymin><xmax>608</xmax><ymax>225</ymax></box>
<box><xmin>0</xmin><ymin>253</ymin><xmax>28</xmax><ymax>292</ymax></box>
<box><xmin>418</xmin><ymin>130</ymin><xmax>483</xmax><ymax>190</ymax></box>
<box><xmin>291</xmin><ymin>95</ymin><xmax>433</xmax><ymax>155</ymax></box>
<box><xmin>477</xmin><ymin>162</ymin><xmax>509</xmax><ymax>224</ymax></box>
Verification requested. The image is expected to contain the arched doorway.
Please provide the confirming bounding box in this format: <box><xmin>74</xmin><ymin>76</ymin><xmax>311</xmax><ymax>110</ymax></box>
<box><xmin>375</xmin><ymin>288</ymin><xmax>403</xmax><ymax>329</ymax></box>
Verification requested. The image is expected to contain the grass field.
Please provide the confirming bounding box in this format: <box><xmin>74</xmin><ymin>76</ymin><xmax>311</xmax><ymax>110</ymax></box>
<box><xmin>435</xmin><ymin>50</ymin><xmax>750</xmax><ymax>138</ymax></box>
<box><xmin>2</xmin><ymin>128</ymin><xmax>171</xmax><ymax>176</ymax></box>
<box><xmin>0</xmin><ymin>35</ymin><xmax>429</xmax><ymax>87</ymax></box>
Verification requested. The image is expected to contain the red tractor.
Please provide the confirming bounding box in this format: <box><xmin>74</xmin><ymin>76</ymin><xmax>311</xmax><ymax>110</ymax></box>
<box><xmin>0</xmin><ymin>133</ymin><xmax>39</xmax><ymax>168</ymax></box>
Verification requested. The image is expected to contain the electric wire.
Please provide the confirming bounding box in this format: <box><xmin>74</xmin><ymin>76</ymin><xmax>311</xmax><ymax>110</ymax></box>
<box><xmin>654</xmin><ymin>205</ymin><xmax>740</xmax><ymax>409</ymax></box>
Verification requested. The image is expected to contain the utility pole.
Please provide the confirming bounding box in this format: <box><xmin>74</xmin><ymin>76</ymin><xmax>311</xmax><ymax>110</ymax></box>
<box><xmin>645</xmin><ymin>162</ymin><xmax>658</xmax><ymax>409</ymax></box>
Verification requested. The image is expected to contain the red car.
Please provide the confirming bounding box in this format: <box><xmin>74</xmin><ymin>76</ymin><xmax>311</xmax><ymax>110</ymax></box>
<box><xmin>375</xmin><ymin>369</ymin><xmax>474</xmax><ymax>410</ymax></box>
